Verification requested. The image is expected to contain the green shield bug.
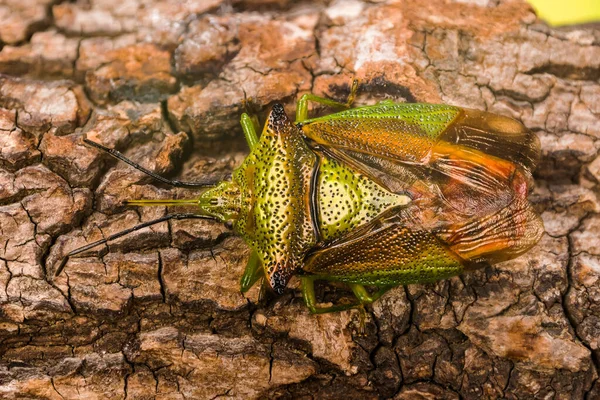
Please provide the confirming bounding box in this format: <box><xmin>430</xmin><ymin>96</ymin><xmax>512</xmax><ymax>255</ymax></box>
<box><xmin>55</xmin><ymin>80</ymin><xmax>544</xmax><ymax>314</ymax></box>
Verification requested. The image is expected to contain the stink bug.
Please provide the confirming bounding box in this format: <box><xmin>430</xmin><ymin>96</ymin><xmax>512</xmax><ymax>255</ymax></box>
<box><xmin>55</xmin><ymin>81</ymin><xmax>544</xmax><ymax>314</ymax></box>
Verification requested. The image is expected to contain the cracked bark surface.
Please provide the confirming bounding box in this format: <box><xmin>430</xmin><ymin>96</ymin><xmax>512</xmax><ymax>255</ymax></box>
<box><xmin>0</xmin><ymin>0</ymin><xmax>599</xmax><ymax>398</ymax></box>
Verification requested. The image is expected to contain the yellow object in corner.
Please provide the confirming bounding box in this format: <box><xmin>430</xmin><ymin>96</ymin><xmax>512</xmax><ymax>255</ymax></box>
<box><xmin>527</xmin><ymin>0</ymin><xmax>600</xmax><ymax>26</ymax></box>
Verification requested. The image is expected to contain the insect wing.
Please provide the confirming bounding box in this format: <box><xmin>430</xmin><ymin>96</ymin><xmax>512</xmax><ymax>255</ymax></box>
<box><xmin>301</xmin><ymin>103</ymin><xmax>460</xmax><ymax>165</ymax></box>
<box><xmin>300</xmin><ymin>103</ymin><xmax>539</xmax><ymax>171</ymax></box>
<box><xmin>300</xmin><ymin>103</ymin><xmax>540</xmax><ymax>217</ymax></box>
<box><xmin>435</xmin><ymin>175</ymin><xmax>544</xmax><ymax>264</ymax></box>
<box><xmin>303</xmin><ymin>209</ymin><xmax>468</xmax><ymax>287</ymax></box>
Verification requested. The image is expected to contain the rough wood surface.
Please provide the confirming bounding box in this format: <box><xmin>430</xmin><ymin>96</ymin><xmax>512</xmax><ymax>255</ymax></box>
<box><xmin>0</xmin><ymin>0</ymin><xmax>599</xmax><ymax>399</ymax></box>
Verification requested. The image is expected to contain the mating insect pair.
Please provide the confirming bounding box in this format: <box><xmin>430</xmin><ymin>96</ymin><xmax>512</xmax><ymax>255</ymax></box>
<box><xmin>55</xmin><ymin>81</ymin><xmax>544</xmax><ymax>314</ymax></box>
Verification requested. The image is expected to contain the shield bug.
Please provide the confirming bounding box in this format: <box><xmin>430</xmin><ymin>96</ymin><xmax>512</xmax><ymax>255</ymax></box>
<box><xmin>55</xmin><ymin>81</ymin><xmax>544</xmax><ymax>314</ymax></box>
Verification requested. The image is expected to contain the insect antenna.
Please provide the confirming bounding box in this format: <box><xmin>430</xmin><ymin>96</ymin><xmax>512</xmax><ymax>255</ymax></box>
<box><xmin>124</xmin><ymin>199</ymin><xmax>200</xmax><ymax>206</ymax></box>
<box><xmin>54</xmin><ymin>213</ymin><xmax>214</xmax><ymax>277</ymax></box>
<box><xmin>84</xmin><ymin>138</ymin><xmax>220</xmax><ymax>188</ymax></box>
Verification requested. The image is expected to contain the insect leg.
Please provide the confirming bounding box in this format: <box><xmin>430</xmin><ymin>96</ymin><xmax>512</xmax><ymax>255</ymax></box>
<box><xmin>54</xmin><ymin>213</ymin><xmax>213</xmax><ymax>277</ymax></box>
<box><xmin>300</xmin><ymin>276</ymin><xmax>361</xmax><ymax>314</ymax></box>
<box><xmin>258</xmin><ymin>279</ymin><xmax>270</xmax><ymax>303</ymax></box>
<box><xmin>240</xmin><ymin>113</ymin><xmax>259</xmax><ymax>150</ymax></box>
<box><xmin>349</xmin><ymin>284</ymin><xmax>395</xmax><ymax>305</ymax></box>
<box><xmin>349</xmin><ymin>284</ymin><xmax>395</xmax><ymax>333</ymax></box>
<box><xmin>84</xmin><ymin>139</ymin><xmax>218</xmax><ymax>188</ymax></box>
<box><xmin>240</xmin><ymin>250</ymin><xmax>262</xmax><ymax>293</ymax></box>
<box><xmin>295</xmin><ymin>79</ymin><xmax>359</xmax><ymax>123</ymax></box>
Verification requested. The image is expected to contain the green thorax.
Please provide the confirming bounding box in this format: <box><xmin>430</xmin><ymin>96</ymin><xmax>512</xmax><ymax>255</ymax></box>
<box><xmin>230</xmin><ymin>104</ymin><xmax>317</xmax><ymax>293</ymax></box>
<box><xmin>315</xmin><ymin>156</ymin><xmax>411</xmax><ymax>242</ymax></box>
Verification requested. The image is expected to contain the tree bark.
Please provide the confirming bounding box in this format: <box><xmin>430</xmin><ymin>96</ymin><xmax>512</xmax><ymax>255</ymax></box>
<box><xmin>0</xmin><ymin>0</ymin><xmax>599</xmax><ymax>398</ymax></box>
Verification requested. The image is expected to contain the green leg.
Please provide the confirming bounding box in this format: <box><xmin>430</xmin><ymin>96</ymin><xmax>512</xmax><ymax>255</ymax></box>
<box><xmin>349</xmin><ymin>284</ymin><xmax>394</xmax><ymax>305</ymax></box>
<box><xmin>348</xmin><ymin>284</ymin><xmax>395</xmax><ymax>333</ymax></box>
<box><xmin>301</xmin><ymin>278</ymin><xmax>395</xmax><ymax>334</ymax></box>
<box><xmin>301</xmin><ymin>277</ymin><xmax>396</xmax><ymax>314</ymax></box>
<box><xmin>240</xmin><ymin>113</ymin><xmax>259</xmax><ymax>150</ymax></box>
<box><xmin>240</xmin><ymin>251</ymin><xmax>262</xmax><ymax>293</ymax></box>
<box><xmin>295</xmin><ymin>79</ymin><xmax>359</xmax><ymax>123</ymax></box>
<box><xmin>258</xmin><ymin>279</ymin><xmax>270</xmax><ymax>303</ymax></box>
<box><xmin>301</xmin><ymin>277</ymin><xmax>362</xmax><ymax>314</ymax></box>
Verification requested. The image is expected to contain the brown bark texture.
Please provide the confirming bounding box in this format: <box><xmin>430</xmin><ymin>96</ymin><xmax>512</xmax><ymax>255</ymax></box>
<box><xmin>0</xmin><ymin>0</ymin><xmax>599</xmax><ymax>398</ymax></box>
